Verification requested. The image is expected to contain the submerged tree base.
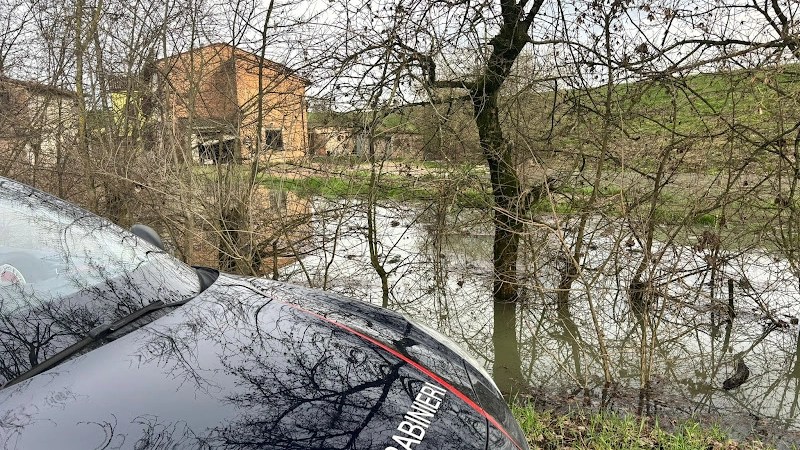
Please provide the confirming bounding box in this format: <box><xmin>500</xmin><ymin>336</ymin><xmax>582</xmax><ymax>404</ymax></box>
<box><xmin>511</xmin><ymin>401</ymin><xmax>772</xmax><ymax>450</ymax></box>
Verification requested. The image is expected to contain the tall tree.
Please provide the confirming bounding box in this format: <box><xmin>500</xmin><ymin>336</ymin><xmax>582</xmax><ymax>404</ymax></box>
<box><xmin>316</xmin><ymin>0</ymin><xmax>549</xmax><ymax>394</ymax></box>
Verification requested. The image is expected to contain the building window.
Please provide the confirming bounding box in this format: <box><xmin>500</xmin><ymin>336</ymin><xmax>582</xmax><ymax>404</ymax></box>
<box><xmin>264</xmin><ymin>129</ymin><xmax>283</xmax><ymax>151</ymax></box>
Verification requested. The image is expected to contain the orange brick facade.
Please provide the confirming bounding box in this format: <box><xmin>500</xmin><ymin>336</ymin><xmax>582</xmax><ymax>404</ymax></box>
<box><xmin>157</xmin><ymin>43</ymin><xmax>308</xmax><ymax>163</ymax></box>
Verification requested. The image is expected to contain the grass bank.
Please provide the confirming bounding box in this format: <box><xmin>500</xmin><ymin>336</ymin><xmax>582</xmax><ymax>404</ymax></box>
<box><xmin>258</xmin><ymin>167</ymin><xmax>764</xmax><ymax>231</ymax></box>
<box><xmin>258</xmin><ymin>171</ymin><xmax>489</xmax><ymax>206</ymax></box>
<box><xmin>252</xmin><ymin>159</ymin><xmax>787</xmax><ymax>252</ymax></box>
<box><xmin>511</xmin><ymin>403</ymin><xmax>776</xmax><ymax>450</ymax></box>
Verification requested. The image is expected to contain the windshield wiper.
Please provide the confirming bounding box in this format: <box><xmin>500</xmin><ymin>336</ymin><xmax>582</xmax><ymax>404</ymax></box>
<box><xmin>2</xmin><ymin>299</ymin><xmax>190</xmax><ymax>389</ymax></box>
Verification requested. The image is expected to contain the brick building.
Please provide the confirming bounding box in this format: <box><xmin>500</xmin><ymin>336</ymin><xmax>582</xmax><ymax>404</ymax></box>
<box><xmin>0</xmin><ymin>76</ymin><xmax>76</xmax><ymax>170</ymax></box>
<box><xmin>309</xmin><ymin>127</ymin><xmax>424</xmax><ymax>160</ymax></box>
<box><xmin>155</xmin><ymin>43</ymin><xmax>309</xmax><ymax>163</ymax></box>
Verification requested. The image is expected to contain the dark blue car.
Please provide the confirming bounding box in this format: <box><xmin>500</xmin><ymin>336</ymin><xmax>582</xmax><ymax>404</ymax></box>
<box><xmin>0</xmin><ymin>176</ymin><xmax>529</xmax><ymax>450</ymax></box>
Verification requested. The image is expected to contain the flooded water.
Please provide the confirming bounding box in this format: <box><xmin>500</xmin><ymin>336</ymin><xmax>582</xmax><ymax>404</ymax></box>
<box><xmin>280</xmin><ymin>200</ymin><xmax>800</xmax><ymax>446</ymax></box>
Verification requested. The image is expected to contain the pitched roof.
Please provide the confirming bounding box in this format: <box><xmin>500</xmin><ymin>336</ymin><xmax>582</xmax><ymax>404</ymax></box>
<box><xmin>156</xmin><ymin>42</ymin><xmax>310</xmax><ymax>85</ymax></box>
<box><xmin>0</xmin><ymin>76</ymin><xmax>76</xmax><ymax>98</ymax></box>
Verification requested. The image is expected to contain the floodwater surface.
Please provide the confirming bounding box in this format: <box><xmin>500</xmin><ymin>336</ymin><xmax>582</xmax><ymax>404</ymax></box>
<box><xmin>281</xmin><ymin>201</ymin><xmax>800</xmax><ymax>447</ymax></box>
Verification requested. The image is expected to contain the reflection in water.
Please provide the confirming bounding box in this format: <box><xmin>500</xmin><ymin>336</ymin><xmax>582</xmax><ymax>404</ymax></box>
<box><xmin>284</xmin><ymin>202</ymin><xmax>800</xmax><ymax>444</ymax></box>
<box><xmin>492</xmin><ymin>300</ymin><xmax>524</xmax><ymax>395</ymax></box>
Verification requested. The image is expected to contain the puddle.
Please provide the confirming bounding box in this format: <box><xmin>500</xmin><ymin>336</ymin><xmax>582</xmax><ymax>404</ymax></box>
<box><xmin>281</xmin><ymin>200</ymin><xmax>800</xmax><ymax>447</ymax></box>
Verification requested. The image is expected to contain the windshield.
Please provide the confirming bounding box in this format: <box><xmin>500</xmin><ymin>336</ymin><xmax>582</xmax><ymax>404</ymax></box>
<box><xmin>0</xmin><ymin>179</ymin><xmax>200</xmax><ymax>384</ymax></box>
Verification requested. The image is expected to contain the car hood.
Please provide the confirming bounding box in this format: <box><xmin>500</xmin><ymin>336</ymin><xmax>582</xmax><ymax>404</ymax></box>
<box><xmin>0</xmin><ymin>274</ymin><xmax>526</xmax><ymax>450</ymax></box>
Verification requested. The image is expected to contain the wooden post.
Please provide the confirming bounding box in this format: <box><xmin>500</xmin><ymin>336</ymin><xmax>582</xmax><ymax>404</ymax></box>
<box><xmin>727</xmin><ymin>278</ymin><xmax>736</xmax><ymax>320</ymax></box>
<box><xmin>272</xmin><ymin>240</ymin><xmax>279</xmax><ymax>280</ymax></box>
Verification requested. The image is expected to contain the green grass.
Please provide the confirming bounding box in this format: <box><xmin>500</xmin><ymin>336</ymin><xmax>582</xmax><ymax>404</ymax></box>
<box><xmin>512</xmin><ymin>403</ymin><xmax>772</xmax><ymax>449</ymax></box>
<box><xmin>572</xmin><ymin>64</ymin><xmax>800</xmax><ymax>140</ymax></box>
<box><xmin>259</xmin><ymin>175</ymin><xmax>361</xmax><ymax>197</ymax></box>
<box><xmin>252</xmin><ymin>157</ymin><xmax>789</xmax><ymax>250</ymax></box>
<box><xmin>694</xmin><ymin>213</ymin><xmax>717</xmax><ymax>226</ymax></box>
<box><xmin>455</xmin><ymin>189</ymin><xmax>490</xmax><ymax>208</ymax></box>
<box><xmin>258</xmin><ymin>172</ymin><xmax>490</xmax><ymax>205</ymax></box>
<box><xmin>420</xmin><ymin>160</ymin><xmax>446</xmax><ymax>169</ymax></box>
<box><xmin>561</xmin><ymin>186</ymin><xmax>622</xmax><ymax>197</ymax></box>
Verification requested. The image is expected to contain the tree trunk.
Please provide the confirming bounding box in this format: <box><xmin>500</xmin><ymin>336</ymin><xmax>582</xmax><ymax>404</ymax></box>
<box><xmin>474</xmin><ymin>87</ymin><xmax>525</xmax><ymax>396</ymax></box>
<box><xmin>460</xmin><ymin>4</ymin><xmax>540</xmax><ymax>397</ymax></box>
<box><xmin>74</xmin><ymin>0</ymin><xmax>100</xmax><ymax>210</ymax></box>
<box><xmin>366</xmin><ymin>135</ymin><xmax>391</xmax><ymax>307</ymax></box>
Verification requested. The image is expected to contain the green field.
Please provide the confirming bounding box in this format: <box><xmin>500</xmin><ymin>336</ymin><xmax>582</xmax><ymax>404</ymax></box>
<box><xmin>512</xmin><ymin>403</ymin><xmax>776</xmax><ymax>450</ymax></box>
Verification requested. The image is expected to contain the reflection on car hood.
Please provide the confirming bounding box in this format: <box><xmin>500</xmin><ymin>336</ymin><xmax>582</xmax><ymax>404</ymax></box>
<box><xmin>0</xmin><ymin>274</ymin><xmax>525</xmax><ymax>450</ymax></box>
